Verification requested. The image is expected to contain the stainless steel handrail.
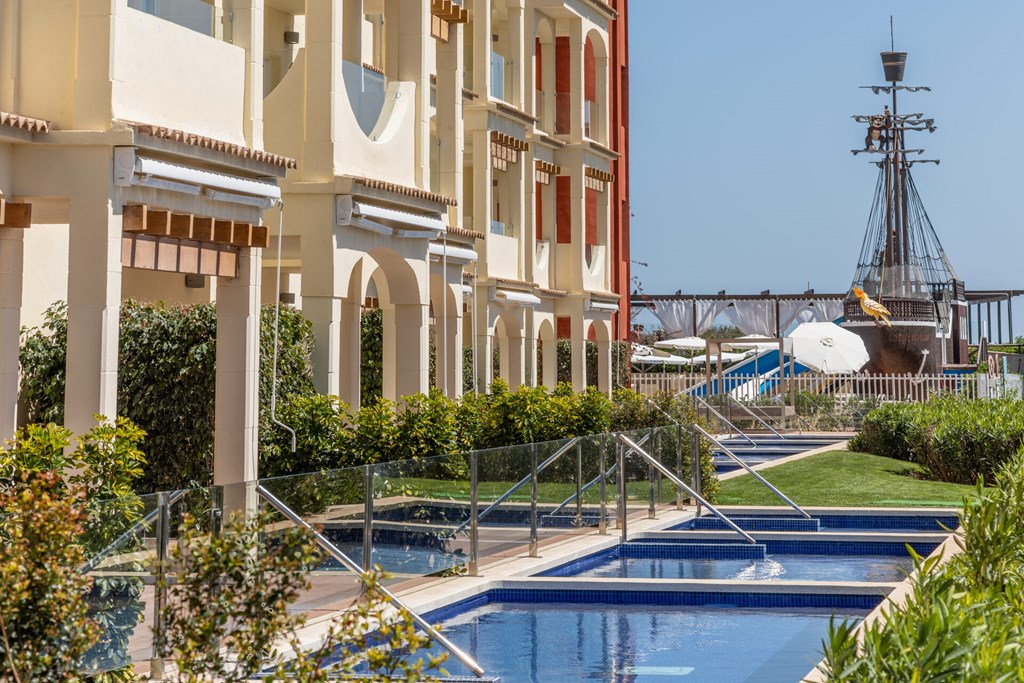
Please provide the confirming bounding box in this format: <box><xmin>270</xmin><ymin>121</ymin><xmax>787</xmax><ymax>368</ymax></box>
<box><xmin>686</xmin><ymin>394</ymin><xmax>756</xmax><ymax>446</ymax></box>
<box><xmin>548</xmin><ymin>433</ymin><xmax>653</xmax><ymax>516</ymax></box>
<box><xmin>771</xmin><ymin>395</ymin><xmax>816</xmax><ymax>432</ymax></box>
<box><xmin>80</xmin><ymin>488</ymin><xmax>190</xmax><ymax>574</ymax></box>
<box><xmin>256</xmin><ymin>484</ymin><xmax>486</xmax><ymax>678</ymax></box>
<box><xmin>723</xmin><ymin>395</ymin><xmax>785</xmax><ymax>439</ymax></box>
<box><xmin>616</xmin><ymin>434</ymin><xmax>757</xmax><ymax>544</ymax></box>
<box><xmin>692</xmin><ymin>424</ymin><xmax>811</xmax><ymax>519</ymax></box>
<box><xmin>450</xmin><ymin>437</ymin><xmax>580</xmax><ymax>537</ymax></box>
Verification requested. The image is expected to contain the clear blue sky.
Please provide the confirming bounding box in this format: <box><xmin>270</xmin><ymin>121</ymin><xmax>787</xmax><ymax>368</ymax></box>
<box><xmin>628</xmin><ymin>1</ymin><xmax>1024</xmax><ymax>302</ymax></box>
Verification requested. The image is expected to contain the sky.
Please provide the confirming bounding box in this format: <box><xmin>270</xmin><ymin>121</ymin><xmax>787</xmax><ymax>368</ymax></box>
<box><xmin>628</xmin><ymin>1</ymin><xmax>1024</xmax><ymax>306</ymax></box>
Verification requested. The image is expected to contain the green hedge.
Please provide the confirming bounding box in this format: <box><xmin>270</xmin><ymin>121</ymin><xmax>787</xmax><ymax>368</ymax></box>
<box><xmin>20</xmin><ymin>300</ymin><xmax>314</xmax><ymax>492</ymax></box>
<box><xmin>821</xmin><ymin>451</ymin><xmax>1024</xmax><ymax>680</ymax></box>
<box><xmin>850</xmin><ymin>397</ymin><xmax>1024</xmax><ymax>484</ymax></box>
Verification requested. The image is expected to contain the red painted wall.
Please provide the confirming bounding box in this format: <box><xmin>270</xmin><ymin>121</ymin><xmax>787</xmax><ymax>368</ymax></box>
<box><xmin>609</xmin><ymin>0</ymin><xmax>630</xmax><ymax>341</ymax></box>
<box><xmin>556</xmin><ymin>175</ymin><xmax>572</xmax><ymax>244</ymax></box>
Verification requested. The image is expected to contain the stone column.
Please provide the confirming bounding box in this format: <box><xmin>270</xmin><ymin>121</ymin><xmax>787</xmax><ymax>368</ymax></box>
<box><xmin>214</xmin><ymin>247</ymin><xmax>262</xmax><ymax>489</ymax></box>
<box><xmin>524</xmin><ymin>309</ymin><xmax>537</xmax><ymax>387</ymax></box>
<box><xmin>476</xmin><ymin>304</ymin><xmax>493</xmax><ymax>393</ymax></box>
<box><xmin>507</xmin><ymin>330</ymin><xmax>525</xmax><ymax>389</ymax></box>
<box><xmin>303</xmin><ymin>295</ymin><xmax>341</xmax><ymax>396</ymax></box>
<box><xmin>341</xmin><ymin>0</ymin><xmax>363</xmax><ymax>63</ymax></box>
<box><xmin>0</xmin><ymin>227</ymin><xmax>24</xmax><ymax>438</ymax></box>
<box><xmin>507</xmin><ymin>0</ymin><xmax>525</xmax><ymax>109</ymax></box>
<box><xmin>437</xmin><ymin>24</ymin><xmax>465</xmax><ymax>226</ymax></box>
<box><xmin>569</xmin><ymin>21</ymin><xmax>585</xmax><ymax>143</ymax></box>
<box><xmin>391</xmin><ymin>302</ymin><xmax>429</xmax><ymax>400</ymax></box>
<box><xmin>541</xmin><ymin>334</ymin><xmax>557</xmax><ymax>390</ymax></box>
<box><xmin>65</xmin><ymin>165</ymin><xmax>121</xmax><ymax>437</ymax></box>
<box><xmin>596</xmin><ymin>331</ymin><xmax>611</xmax><ymax>394</ymax></box>
<box><xmin>471</xmin><ymin>0</ymin><xmax>491</xmax><ymax>96</ymax></box>
<box><xmin>570</xmin><ymin>303</ymin><xmax>586</xmax><ymax>392</ymax></box>
<box><xmin>393</xmin><ymin>0</ymin><xmax>431</xmax><ymax>188</ymax></box>
<box><xmin>338</xmin><ymin>297</ymin><xmax>362</xmax><ymax>407</ymax></box>
<box><xmin>225</xmin><ymin>0</ymin><xmax>266</xmax><ymax>148</ymax></box>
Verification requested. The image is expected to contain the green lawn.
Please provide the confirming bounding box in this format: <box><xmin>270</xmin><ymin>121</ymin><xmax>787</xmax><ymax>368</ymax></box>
<box><xmin>717</xmin><ymin>450</ymin><xmax>978</xmax><ymax>507</ymax></box>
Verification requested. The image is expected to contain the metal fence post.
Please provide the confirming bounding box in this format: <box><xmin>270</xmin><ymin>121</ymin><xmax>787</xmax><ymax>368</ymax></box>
<box><xmin>469</xmin><ymin>452</ymin><xmax>479</xmax><ymax>576</ymax></box>
<box><xmin>598</xmin><ymin>435</ymin><xmax>608</xmax><ymax>535</ymax></box>
<box><xmin>675</xmin><ymin>423</ymin><xmax>684</xmax><ymax>510</ymax></box>
<box><xmin>529</xmin><ymin>443</ymin><xmax>539</xmax><ymax>557</ymax></box>
<box><xmin>617</xmin><ymin>440</ymin><xmax>627</xmax><ymax>543</ymax></box>
<box><xmin>362</xmin><ymin>465</ymin><xmax>373</xmax><ymax>573</ymax></box>
<box><xmin>575</xmin><ymin>442</ymin><xmax>583</xmax><ymax>527</ymax></box>
<box><xmin>690</xmin><ymin>431</ymin><xmax>703</xmax><ymax>516</ymax></box>
<box><xmin>150</xmin><ymin>490</ymin><xmax>170</xmax><ymax>679</ymax></box>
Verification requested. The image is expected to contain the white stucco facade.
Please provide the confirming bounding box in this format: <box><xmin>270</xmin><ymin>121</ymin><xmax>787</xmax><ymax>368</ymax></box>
<box><xmin>0</xmin><ymin>0</ymin><xmax>619</xmax><ymax>483</ymax></box>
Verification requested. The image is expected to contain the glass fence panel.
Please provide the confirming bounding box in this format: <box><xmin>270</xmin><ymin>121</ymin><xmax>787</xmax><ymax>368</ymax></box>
<box><xmin>80</xmin><ymin>491</ymin><xmax>164</xmax><ymax>676</ymax></box>
<box><xmin>534</xmin><ymin>435</ymin><xmax>607</xmax><ymax>545</ymax></box>
<box><xmin>369</xmin><ymin>453</ymin><xmax>472</xmax><ymax>581</ymax></box>
<box><xmin>472</xmin><ymin>441</ymin><xmax>544</xmax><ymax>566</ymax></box>
<box><xmin>253</xmin><ymin>468</ymin><xmax>369</xmax><ymax>612</ymax></box>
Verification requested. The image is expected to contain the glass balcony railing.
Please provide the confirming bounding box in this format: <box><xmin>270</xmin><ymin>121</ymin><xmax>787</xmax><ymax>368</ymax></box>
<box><xmin>490</xmin><ymin>220</ymin><xmax>514</xmax><ymax>237</ymax></box>
<box><xmin>584</xmin><ymin>100</ymin><xmax>593</xmax><ymax>139</ymax></box>
<box><xmin>342</xmin><ymin>60</ymin><xmax>387</xmax><ymax>137</ymax></box>
<box><xmin>490</xmin><ymin>52</ymin><xmax>506</xmax><ymax>101</ymax></box>
<box><xmin>128</xmin><ymin>0</ymin><xmax>216</xmax><ymax>38</ymax></box>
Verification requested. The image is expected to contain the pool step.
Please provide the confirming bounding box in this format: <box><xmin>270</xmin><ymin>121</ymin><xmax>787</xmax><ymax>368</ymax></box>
<box><xmin>621</xmin><ymin>542</ymin><xmax>768</xmax><ymax>560</ymax></box>
<box><xmin>689</xmin><ymin>516</ymin><xmax>822</xmax><ymax>532</ymax></box>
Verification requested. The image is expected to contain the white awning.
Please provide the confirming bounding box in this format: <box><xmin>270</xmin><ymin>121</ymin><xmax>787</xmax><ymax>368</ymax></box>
<box><xmin>335</xmin><ymin>195</ymin><xmax>445</xmax><ymax>239</ymax></box>
<box><xmin>586</xmin><ymin>300</ymin><xmax>620</xmax><ymax>313</ymax></box>
<box><xmin>113</xmin><ymin>147</ymin><xmax>280</xmax><ymax>208</ymax></box>
<box><xmin>429</xmin><ymin>242</ymin><xmax>478</xmax><ymax>263</ymax></box>
<box><xmin>493</xmin><ymin>289</ymin><xmax>541</xmax><ymax>306</ymax></box>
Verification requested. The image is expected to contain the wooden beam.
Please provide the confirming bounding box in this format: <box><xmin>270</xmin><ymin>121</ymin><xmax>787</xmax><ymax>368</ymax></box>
<box><xmin>0</xmin><ymin>201</ymin><xmax>32</xmax><ymax>229</ymax></box>
<box><xmin>250</xmin><ymin>225</ymin><xmax>270</xmax><ymax>249</ymax></box>
<box><xmin>230</xmin><ymin>223</ymin><xmax>252</xmax><ymax>247</ymax></box>
<box><xmin>214</xmin><ymin>219</ymin><xmax>235</xmax><ymax>244</ymax></box>
<box><xmin>147</xmin><ymin>209</ymin><xmax>172</xmax><ymax>236</ymax></box>
<box><xmin>169</xmin><ymin>213</ymin><xmax>194</xmax><ymax>240</ymax></box>
<box><xmin>192</xmin><ymin>216</ymin><xmax>215</xmax><ymax>242</ymax></box>
<box><xmin>123</xmin><ymin>204</ymin><xmax>148</xmax><ymax>232</ymax></box>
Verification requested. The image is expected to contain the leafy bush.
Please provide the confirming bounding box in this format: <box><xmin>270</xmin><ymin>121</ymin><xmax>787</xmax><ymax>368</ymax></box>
<box><xmin>851</xmin><ymin>397</ymin><xmax>1024</xmax><ymax>484</ymax></box>
<box><xmin>2</xmin><ymin>417</ymin><xmax>148</xmax><ymax>679</ymax></box>
<box><xmin>160</xmin><ymin>511</ymin><xmax>444</xmax><ymax>683</ymax></box>
<box><xmin>820</xmin><ymin>451</ymin><xmax>1024</xmax><ymax>680</ymax></box>
<box><xmin>361</xmin><ymin>308</ymin><xmax>384</xmax><ymax>403</ymax></box>
<box><xmin>0</xmin><ymin>472</ymin><xmax>100</xmax><ymax>682</ymax></box>
<box><xmin>20</xmin><ymin>301</ymin><xmax>315</xmax><ymax>492</ymax></box>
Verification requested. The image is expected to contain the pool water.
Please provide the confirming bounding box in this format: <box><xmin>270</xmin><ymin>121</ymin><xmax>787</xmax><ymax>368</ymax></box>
<box><xmin>541</xmin><ymin>541</ymin><xmax>928</xmax><ymax>583</ymax></box>
<box><xmin>557</xmin><ymin>553</ymin><xmax>913</xmax><ymax>582</ymax></box>
<box><xmin>671</xmin><ymin>513</ymin><xmax>959</xmax><ymax>533</ymax></box>
<box><xmin>425</xmin><ymin>600</ymin><xmax>867</xmax><ymax>682</ymax></box>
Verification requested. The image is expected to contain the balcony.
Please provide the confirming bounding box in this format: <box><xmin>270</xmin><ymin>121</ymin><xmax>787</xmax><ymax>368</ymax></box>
<box><xmin>490</xmin><ymin>220</ymin><xmax>514</xmax><ymax>237</ymax></box>
<box><xmin>128</xmin><ymin>0</ymin><xmax>215</xmax><ymax>36</ymax></box>
<box><xmin>490</xmin><ymin>52</ymin><xmax>511</xmax><ymax>102</ymax></box>
<box><xmin>116</xmin><ymin>3</ymin><xmax>246</xmax><ymax>143</ymax></box>
<box><xmin>343</xmin><ymin>61</ymin><xmax>388</xmax><ymax>137</ymax></box>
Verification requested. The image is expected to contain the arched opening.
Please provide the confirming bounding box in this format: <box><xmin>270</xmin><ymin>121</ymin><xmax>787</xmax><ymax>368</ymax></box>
<box><xmin>429</xmin><ymin>271</ymin><xmax>463</xmax><ymax>397</ymax></box>
<box><xmin>536</xmin><ymin>318</ymin><xmax>556</xmax><ymax>389</ymax></box>
<box><xmin>586</xmin><ymin>319</ymin><xmax>612</xmax><ymax>392</ymax></box>
<box><xmin>584</xmin><ymin>30</ymin><xmax>609</xmax><ymax>144</ymax></box>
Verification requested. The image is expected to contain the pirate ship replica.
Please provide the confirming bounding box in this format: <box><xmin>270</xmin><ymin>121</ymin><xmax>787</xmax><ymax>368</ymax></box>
<box><xmin>841</xmin><ymin>49</ymin><xmax>968</xmax><ymax>373</ymax></box>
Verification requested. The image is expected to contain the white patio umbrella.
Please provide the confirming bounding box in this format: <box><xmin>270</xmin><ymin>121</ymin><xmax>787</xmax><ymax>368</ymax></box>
<box><xmin>654</xmin><ymin>336</ymin><xmax>707</xmax><ymax>351</ymax></box>
<box><xmin>788</xmin><ymin>322</ymin><xmax>869</xmax><ymax>374</ymax></box>
<box><xmin>689</xmin><ymin>352</ymin><xmax>747</xmax><ymax>365</ymax></box>
<box><xmin>724</xmin><ymin>334</ymin><xmax>777</xmax><ymax>350</ymax></box>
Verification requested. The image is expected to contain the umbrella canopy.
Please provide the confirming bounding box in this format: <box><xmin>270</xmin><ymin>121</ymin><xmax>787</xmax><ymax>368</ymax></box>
<box><xmin>788</xmin><ymin>322</ymin><xmax>869</xmax><ymax>374</ymax></box>
<box><xmin>630</xmin><ymin>354</ymin><xmax>694</xmax><ymax>366</ymax></box>
<box><xmin>689</xmin><ymin>352</ymin><xmax>747</xmax><ymax>365</ymax></box>
<box><xmin>724</xmin><ymin>334</ymin><xmax>777</xmax><ymax>350</ymax></box>
<box><xmin>654</xmin><ymin>336</ymin><xmax>707</xmax><ymax>351</ymax></box>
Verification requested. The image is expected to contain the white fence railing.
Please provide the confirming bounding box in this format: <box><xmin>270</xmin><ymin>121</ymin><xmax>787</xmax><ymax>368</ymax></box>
<box><xmin>631</xmin><ymin>372</ymin><xmax>1020</xmax><ymax>402</ymax></box>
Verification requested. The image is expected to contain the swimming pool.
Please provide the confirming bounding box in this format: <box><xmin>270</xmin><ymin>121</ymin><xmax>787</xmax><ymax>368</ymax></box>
<box><xmin>671</xmin><ymin>512</ymin><xmax>960</xmax><ymax>533</ymax></box>
<box><xmin>538</xmin><ymin>541</ymin><xmax>922</xmax><ymax>582</ymax></box>
<box><xmin>410</xmin><ymin>589</ymin><xmax>876</xmax><ymax>683</ymax></box>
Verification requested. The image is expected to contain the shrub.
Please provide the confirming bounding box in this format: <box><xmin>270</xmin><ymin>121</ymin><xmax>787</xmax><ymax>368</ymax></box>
<box><xmin>851</xmin><ymin>397</ymin><xmax>1024</xmax><ymax>484</ymax></box>
<box><xmin>0</xmin><ymin>472</ymin><xmax>100</xmax><ymax>682</ymax></box>
<box><xmin>820</xmin><ymin>452</ymin><xmax>1024</xmax><ymax>680</ymax></box>
<box><xmin>160</xmin><ymin>511</ymin><xmax>444</xmax><ymax>683</ymax></box>
<box><xmin>20</xmin><ymin>301</ymin><xmax>315</xmax><ymax>492</ymax></box>
<box><xmin>360</xmin><ymin>308</ymin><xmax>384</xmax><ymax>403</ymax></box>
<box><xmin>2</xmin><ymin>417</ymin><xmax>148</xmax><ymax>679</ymax></box>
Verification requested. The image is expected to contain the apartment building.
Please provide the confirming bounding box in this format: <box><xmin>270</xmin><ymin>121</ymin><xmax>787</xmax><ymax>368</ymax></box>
<box><xmin>0</xmin><ymin>0</ymin><xmax>627</xmax><ymax>480</ymax></box>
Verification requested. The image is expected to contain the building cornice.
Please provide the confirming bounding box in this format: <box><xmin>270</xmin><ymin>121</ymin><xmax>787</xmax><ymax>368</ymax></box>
<box><xmin>127</xmin><ymin>122</ymin><xmax>296</xmax><ymax>170</ymax></box>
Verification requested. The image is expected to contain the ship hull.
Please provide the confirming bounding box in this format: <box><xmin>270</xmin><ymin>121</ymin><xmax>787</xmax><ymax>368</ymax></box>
<box><xmin>841</xmin><ymin>320</ymin><xmax>941</xmax><ymax>375</ymax></box>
